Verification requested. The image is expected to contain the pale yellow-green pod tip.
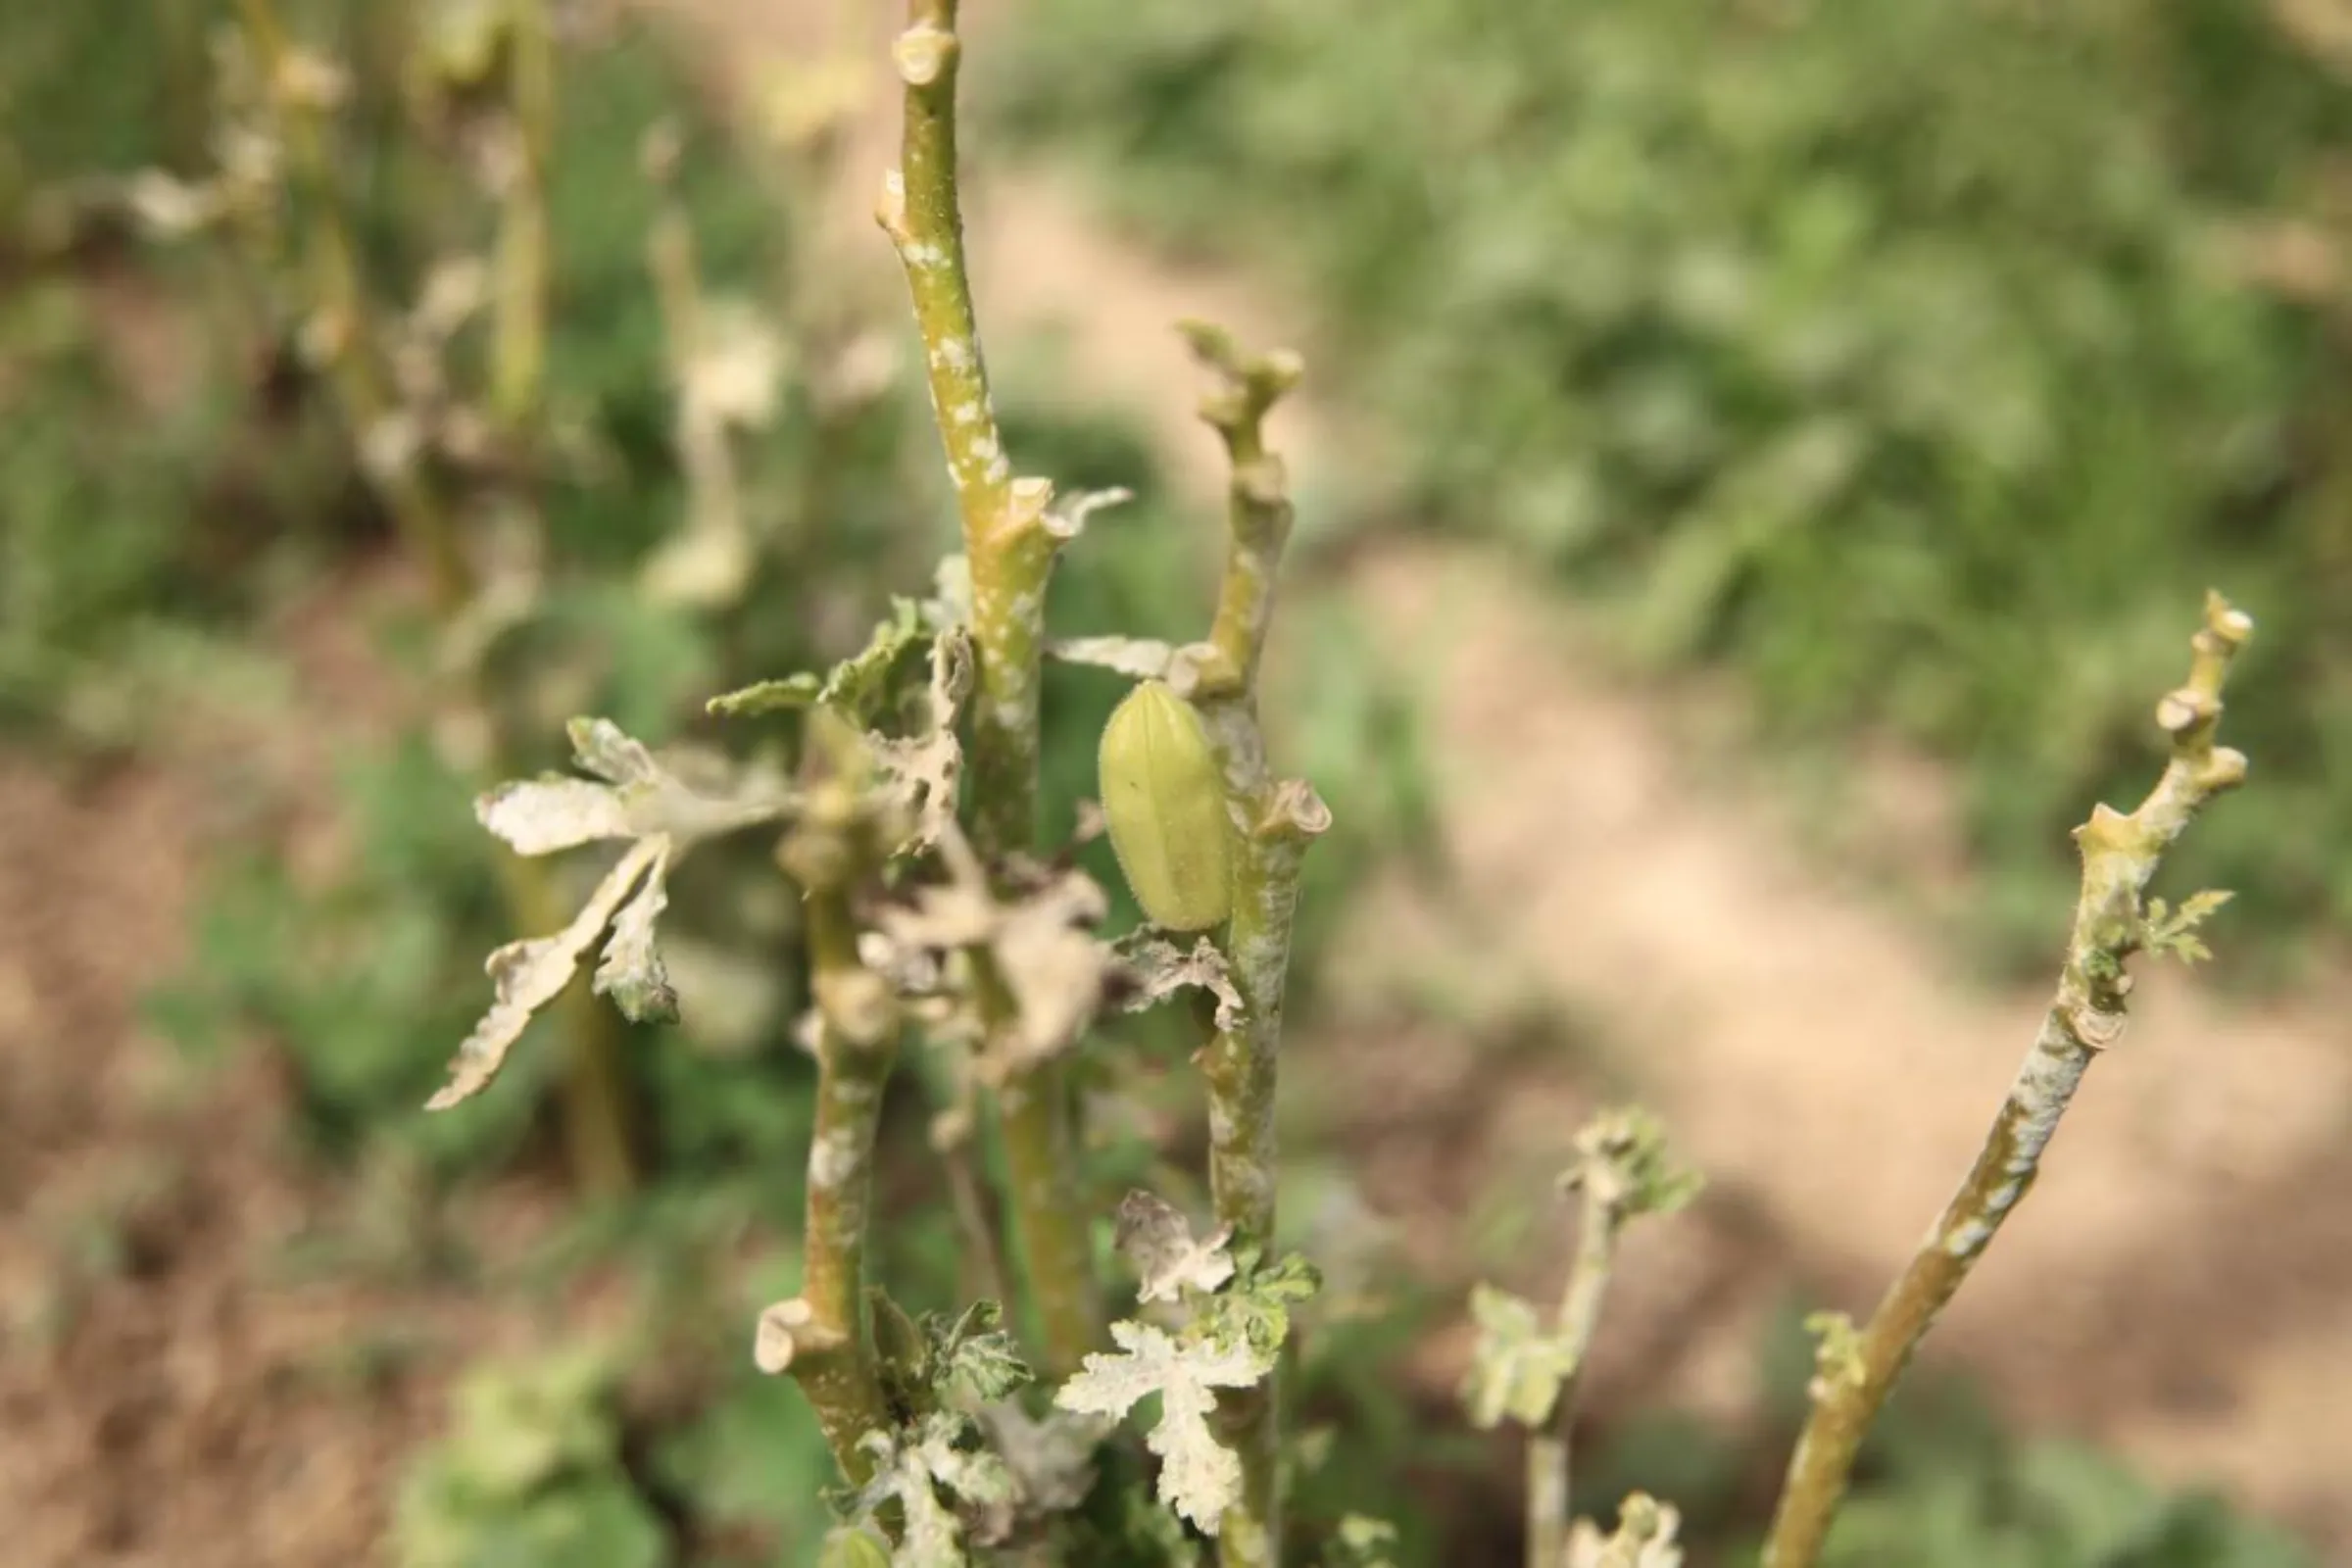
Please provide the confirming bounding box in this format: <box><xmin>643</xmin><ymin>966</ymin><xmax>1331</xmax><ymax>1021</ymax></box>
<box><xmin>1099</xmin><ymin>679</ymin><xmax>1232</xmax><ymax>931</ymax></box>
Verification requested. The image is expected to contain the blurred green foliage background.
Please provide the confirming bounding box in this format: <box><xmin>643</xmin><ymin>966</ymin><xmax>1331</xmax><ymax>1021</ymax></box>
<box><xmin>990</xmin><ymin>0</ymin><xmax>2352</xmax><ymax>975</ymax></box>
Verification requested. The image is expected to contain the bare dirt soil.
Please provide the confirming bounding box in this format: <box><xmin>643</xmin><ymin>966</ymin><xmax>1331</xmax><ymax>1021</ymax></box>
<box><xmin>0</xmin><ymin>567</ymin><xmax>589</xmax><ymax>1567</ymax></box>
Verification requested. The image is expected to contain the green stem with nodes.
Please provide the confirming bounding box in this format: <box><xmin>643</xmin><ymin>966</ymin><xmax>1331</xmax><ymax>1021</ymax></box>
<box><xmin>236</xmin><ymin>0</ymin><xmax>637</xmax><ymax>1196</ymax></box>
<box><xmin>1526</xmin><ymin>1198</ymin><xmax>1615</xmax><ymax>1567</ymax></box>
<box><xmin>1759</xmin><ymin>593</ymin><xmax>2255</xmax><ymax>1568</ymax></box>
<box><xmin>1184</xmin><ymin>323</ymin><xmax>1328</xmax><ymax>1568</ymax></box>
<box><xmin>879</xmin><ymin>0</ymin><xmax>1099</xmax><ymax>1374</ymax></box>
<box><xmin>1522</xmin><ymin>1111</ymin><xmax>1692</xmax><ymax>1568</ymax></box>
<box><xmin>760</xmin><ymin>789</ymin><xmax>902</xmax><ymax>1484</ymax></box>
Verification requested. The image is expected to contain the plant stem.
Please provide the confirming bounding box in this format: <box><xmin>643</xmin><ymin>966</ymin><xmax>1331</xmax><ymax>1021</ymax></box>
<box><xmin>233</xmin><ymin>0</ymin><xmax>470</xmax><ymax>612</ymax></box>
<box><xmin>1183</xmin><ymin>324</ymin><xmax>1326</xmax><ymax>1568</ymax></box>
<box><xmin>1758</xmin><ymin>593</ymin><xmax>2255</xmax><ymax>1568</ymax></box>
<box><xmin>489</xmin><ymin>0</ymin><xmax>554</xmax><ymax>434</ymax></box>
<box><xmin>237</xmin><ymin>0</ymin><xmax>638</xmax><ymax>1196</ymax></box>
<box><xmin>880</xmin><ymin>0</ymin><xmax>1099</xmax><ymax>1374</ymax></box>
<box><xmin>760</xmin><ymin>868</ymin><xmax>899</xmax><ymax>1486</ymax></box>
<box><xmin>1526</xmin><ymin>1171</ymin><xmax>1621</xmax><ymax>1568</ymax></box>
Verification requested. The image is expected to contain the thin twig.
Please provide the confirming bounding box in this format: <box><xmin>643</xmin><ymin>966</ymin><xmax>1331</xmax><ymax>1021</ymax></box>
<box><xmin>237</xmin><ymin>0</ymin><xmax>638</xmax><ymax>1195</ymax></box>
<box><xmin>1522</xmin><ymin>1111</ymin><xmax>1693</xmax><ymax>1567</ymax></box>
<box><xmin>1758</xmin><ymin>592</ymin><xmax>2255</xmax><ymax>1568</ymax></box>
<box><xmin>760</xmin><ymin>772</ymin><xmax>905</xmax><ymax>1486</ymax></box>
<box><xmin>1183</xmin><ymin>322</ymin><xmax>1328</xmax><ymax>1568</ymax></box>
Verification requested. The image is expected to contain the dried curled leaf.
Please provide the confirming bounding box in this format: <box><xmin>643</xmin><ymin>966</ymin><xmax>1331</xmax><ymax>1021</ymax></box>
<box><xmin>1054</xmin><ymin>1320</ymin><xmax>1274</xmax><ymax>1535</ymax></box>
<box><xmin>708</xmin><ymin>599</ymin><xmax>924</xmax><ymax>723</ymax></box>
<box><xmin>975</xmin><ymin>1401</ymin><xmax>1106</xmax><ymax>1518</ymax></box>
<box><xmin>1050</xmin><ymin>635</ymin><xmax>1182</xmax><ymax>681</ymax></box>
<box><xmin>1567</xmin><ymin>1494</ymin><xmax>1683</xmax><ymax>1568</ymax></box>
<box><xmin>1115</xmin><ymin>934</ymin><xmax>1246</xmax><ymax>1031</ymax></box>
<box><xmin>1115</xmin><ymin>1191</ymin><xmax>1237</xmax><ymax>1304</ymax></box>
<box><xmin>850</xmin><ymin>1412</ymin><xmax>1017</xmax><ymax>1565</ymax></box>
<box><xmin>430</xmin><ymin>837</ymin><xmax>669</xmax><ymax>1110</ymax></box>
<box><xmin>872</xmin><ymin>835</ymin><xmax>1113</xmax><ymax>1080</ymax></box>
<box><xmin>478</xmin><ymin>716</ymin><xmax>791</xmax><ymax>854</ymax></box>
<box><xmin>870</xmin><ymin>626</ymin><xmax>972</xmax><ymax>855</ymax></box>
<box><xmin>710</xmin><ymin>611</ymin><xmax>970</xmax><ymax>858</ymax></box>
<box><xmin>433</xmin><ymin>719</ymin><xmax>793</xmax><ymax>1109</ymax></box>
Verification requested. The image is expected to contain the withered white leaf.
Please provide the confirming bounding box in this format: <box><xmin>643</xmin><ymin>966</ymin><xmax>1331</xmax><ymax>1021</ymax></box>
<box><xmin>434</xmin><ymin>719</ymin><xmax>793</xmax><ymax>1109</ymax></box>
<box><xmin>1054</xmin><ymin>1320</ymin><xmax>1272</xmax><ymax>1535</ymax></box>
<box><xmin>1116</xmin><ymin>935</ymin><xmax>1247</xmax><ymax>1032</ymax></box>
<box><xmin>1566</xmin><ymin>1494</ymin><xmax>1683</xmax><ymax>1568</ymax></box>
<box><xmin>874</xmin><ymin>836</ymin><xmax>1113</xmax><ymax>1081</ymax></box>
<box><xmin>1048</xmin><ymin>635</ymin><xmax>1180</xmax><ymax>681</ymax></box>
<box><xmin>479</xmin><ymin>716</ymin><xmax>787</xmax><ymax>854</ymax></box>
<box><xmin>870</xmin><ymin>625</ymin><xmax>972</xmax><ymax>855</ymax></box>
<box><xmin>975</xmin><ymin>1401</ymin><xmax>1108</xmax><ymax>1516</ymax></box>
<box><xmin>850</xmin><ymin>1412</ymin><xmax>1018</xmax><ymax>1566</ymax></box>
<box><xmin>595</xmin><ymin>855</ymin><xmax>677</xmax><ymax>1021</ymax></box>
<box><xmin>1041</xmin><ymin>485</ymin><xmax>1134</xmax><ymax>543</ymax></box>
<box><xmin>429</xmin><ymin>836</ymin><xmax>667</xmax><ymax>1110</ymax></box>
<box><xmin>1115</xmin><ymin>1191</ymin><xmax>1236</xmax><ymax>1303</ymax></box>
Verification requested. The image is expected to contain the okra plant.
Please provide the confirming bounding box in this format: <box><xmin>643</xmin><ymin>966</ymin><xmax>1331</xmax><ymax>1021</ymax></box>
<box><xmin>417</xmin><ymin>6</ymin><xmax>2259</xmax><ymax>1566</ymax></box>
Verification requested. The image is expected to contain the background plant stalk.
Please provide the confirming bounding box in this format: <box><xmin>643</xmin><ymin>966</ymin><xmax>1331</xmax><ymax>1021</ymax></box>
<box><xmin>880</xmin><ymin>0</ymin><xmax>1100</xmax><ymax>1373</ymax></box>
<box><xmin>234</xmin><ymin>0</ymin><xmax>637</xmax><ymax>1196</ymax></box>
<box><xmin>1760</xmin><ymin>593</ymin><xmax>2254</xmax><ymax>1567</ymax></box>
<box><xmin>1185</xmin><ymin>322</ymin><xmax>1326</xmax><ymax>1568</ymax></box>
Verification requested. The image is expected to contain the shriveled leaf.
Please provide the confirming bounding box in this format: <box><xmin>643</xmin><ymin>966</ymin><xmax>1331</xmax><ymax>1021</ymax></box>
<box><xmin>481</xmin><ymin>717</ymin><xmax>791</xmax><ymax>853</ymax></box>
<box><xmin>570</xmin><ymin>716</ymin><xmax>663</xmax><ymax>785</ymax></box>
<box><xmin>870</xmin><ymin>626</ymin><xmax>973</xmax><ymax>854</ymax></box>
<box><xmin>988</xmin><ymin>873</ymin><xmax>1114</xmax><ymax>1071</ymax></box>
<box><xmin>1461</xmin><ymin>1283</ymin><xmax>1576</xmax><ymax>1431</ymax></box>
<box><xmin>1116</xmin><ymin>935</ymin><xmax>1246</xmax><ymax>1031</ymax></box>
<box><xmin>875</xmin><ymin>845</ymin><xmax>1113</xmax><ymax>1080</ymax></box>
<box><xmin>1115</xmin><ymin>1191</ymin><xmax>1236</xmax><ymax>1303</ymax></box>
<box><xmin>477</xmin><ymin>777</ymin><xmax>637</xmax><ymax>854</ymax></box>
<box><xmin>1055</xmin><ymin>1320</ymin><xmax>1274</xmax><ymax>1535</ymax></box>
<box><xmin>852</xmin><ymin>1412</ymin><xmax>1016</xmax><ymax>1565</ymax></box>
<box><xmin>975</xmin><ymin>1401</ymin><xmax>1107</xmax><ymax>1517</ymax></box>
<box><xmin>429</xmin><ymin>838</ymin><xmax>666</xmax><ymax>1109</ymax></box>
<box><xmin>706</xmin><ymin>671</ymin><xmax>822</xmax><ymax>717</ymax></box>
<box><xmin>1566</xmin><ymin>1494</ymin><xmax>1683</xmax><ymax>1568</ymax></box>
<box><xmin>594</xmin><ymin>854</ymin><xmax>678</xmax><ymax>1023</ymax></box>
<box><xmin>1050</xmin><ymin>635</ymin><xmax>1182</xmax><ymax>681</ymax></box>
<box><xmin>444</xmin><ymin>719</ymin><xmax>793</xmax><ymax>1108</ymax></box>
<box><xmin>708</xmin><ymin>599</ymin><xmax>927</xmax><ymax>724</ymax></box>
<box><xmin>928</xmin><ymin>1300</ymin><xmax>1032</xmax><ymax>1404</ymax></box>
<box><xmin>1042</xmin><ymin>485</ymin><xmax>1135</xmax><ymax>542</ymax></box>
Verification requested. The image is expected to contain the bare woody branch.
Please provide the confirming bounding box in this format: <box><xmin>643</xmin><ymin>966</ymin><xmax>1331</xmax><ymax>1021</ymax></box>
<box><xmin>1759</xmin><ymin>591</ymin><xmax>2255</xmax><ymax>1568</ymax></box>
